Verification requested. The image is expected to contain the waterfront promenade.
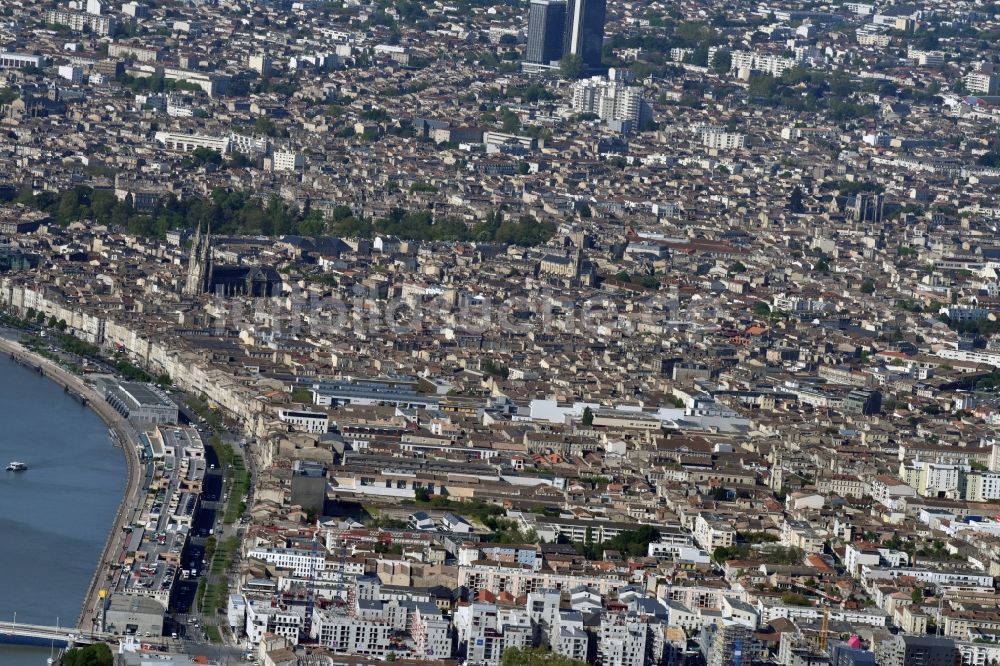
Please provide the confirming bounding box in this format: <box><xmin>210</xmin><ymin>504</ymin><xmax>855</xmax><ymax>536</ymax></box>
<box><xmin>0</xmin><ymin>335</ymin><xmax>143</xmax><ymax>634</ymax></box>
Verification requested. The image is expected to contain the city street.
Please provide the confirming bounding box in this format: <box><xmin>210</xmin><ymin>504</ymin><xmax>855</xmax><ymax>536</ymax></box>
<box><xmin>168</xmin><ymin>395</ymin><xmax>255</xmax><ymax>651</ymax></box>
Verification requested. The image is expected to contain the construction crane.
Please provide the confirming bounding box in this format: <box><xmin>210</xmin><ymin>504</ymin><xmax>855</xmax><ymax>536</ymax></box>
<box><xmin>336</xmin><ymin>536</ymin><xmax>348</xmax><ymax>607</ymax></box>
<box><xmin>303</xmin><ymin>528</ymin><xmax>320</xmax><ymax>641</ymax></box>
<box><xmin>818</xmin><ymin>606</ymin><xmax>830</xmax><ymax>652</ymax></box>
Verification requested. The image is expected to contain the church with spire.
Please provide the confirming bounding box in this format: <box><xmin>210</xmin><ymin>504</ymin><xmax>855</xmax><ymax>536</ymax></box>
<box><xmin>184</xmin><ymin>223</ymin><xmax>212</xmax><ymax>296</ymax></box>
<box><xmin>184</xmin><ymin>224</ymin><xmax>283</xmax><ymax>298</ymax></box>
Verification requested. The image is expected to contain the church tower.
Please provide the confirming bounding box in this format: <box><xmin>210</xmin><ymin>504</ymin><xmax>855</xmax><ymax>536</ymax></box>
<box><xmin>184</xmin><ymin>224</ymin><xmax>212</xmax><ymax>295</ymax></box>
<box><xmin>769</xmin><ymin>452</ymin><xmax>785</xmax><ymax>492</ymax></box>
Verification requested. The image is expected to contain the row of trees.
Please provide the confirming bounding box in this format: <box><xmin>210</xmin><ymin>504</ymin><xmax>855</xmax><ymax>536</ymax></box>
<box><xmin>327</xmin><ymin>207</ymin><xmax>556</xmax><ymax>246</ymax></box>
<box><xmin>17</xmin><ymin>185</ymin><xmax>315</xmax><ymax>238</ymax></box>
<box><xmin>613</xmin><ymin>271</ymin><xmax>660</xmax><ymax>290</ymax></box>
<box><xmin>17</xmin><ymin>186</ymin><xmax>556</xmax><ymax>246</ymax></box>
<box><xmin>712</xmin><ymin>544</ymin><xmax>805</xmax><ymax>565</ymax></box>
<box><xmin>115</xmin><ymin>71</ymin><xmax>202</xmax><ymax>94</ymax></box>
<box><xmin>940</xmin><ymin>315</ymin><xmax>1000</xmax><ymax>338</ymax></box>
<box><xmin>19</xmin><ymin>307</ymin><xmax>173</xmax><ymax>384</ymax></box>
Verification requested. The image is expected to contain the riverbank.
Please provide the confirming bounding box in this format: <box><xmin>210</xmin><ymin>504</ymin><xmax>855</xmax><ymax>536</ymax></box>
<box><xmin>0</xmin><ymin>335</ymin><xmax>143</xmax><ymax>634</ymax></box>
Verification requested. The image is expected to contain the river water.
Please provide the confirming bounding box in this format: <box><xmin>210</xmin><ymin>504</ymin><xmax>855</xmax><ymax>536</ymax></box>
<box><xmin>0</xmin><ymin>355</ymin><xmax>126</xmax><ymax>665</ymax></box>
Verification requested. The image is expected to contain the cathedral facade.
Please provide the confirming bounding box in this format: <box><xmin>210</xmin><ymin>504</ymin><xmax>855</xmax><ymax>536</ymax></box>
<box><xmin>184</xmin><ymin>225</ymin><xmax>282</xmax><ymax>298</ymax></box>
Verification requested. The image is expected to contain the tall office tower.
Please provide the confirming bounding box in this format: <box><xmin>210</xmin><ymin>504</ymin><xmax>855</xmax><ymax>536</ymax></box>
<box><xmin>563</xmin><ymin>0</ymin><xmax>606</xmax><ymax>70</ymax></box>
<box><xmin>525</xmin><ymin>0</ymin><xmax>567</xmax><ymax>66</ymax></box>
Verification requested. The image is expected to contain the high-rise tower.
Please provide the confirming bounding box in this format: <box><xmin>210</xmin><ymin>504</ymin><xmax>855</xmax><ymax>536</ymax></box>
<box><xmin>564</xmin><ymin>0</ymin><xmax>606</xmax><ymax>70</ymax></box>
<box><xmin>525</xmin><ymin>0</ymin><xmax>567</xmax><ymax>66</ymax></box>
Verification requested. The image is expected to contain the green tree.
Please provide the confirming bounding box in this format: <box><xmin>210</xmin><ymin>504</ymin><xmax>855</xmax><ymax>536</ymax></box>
<box><xmin>780</xmin><ymin>592</ymin><xmax>811</xmax><ymax>606</ymax></box>
<box><xmin>184</xmin><ymin>147</ymin><xmax>223</xmax><ymax>168</ymax></box>
<box><xmin>636</xmin><ymin>274</ymin><xmax>659</xmax><ymax>289</ymax></box>
<box><xmin>602</xmin><ymin>525</ymin><xmax>660</xmax><ymax>557</ymax></box>
<box><xmin>501</xmin><ymin>647</ymin><xmax>589</xmax><ymax>666</ymax></box>
<box><xmin>482</xmin><ymin>359</ymin><xmax>510</xmax><ymax>379</ymax></box>
<box><xmin>253</xmin><ymin>116</ymin><xmax>278</xmax><ymax>136</ymax></box>
<box><xmin>16</xmin><ymin>184</ymin><xmax>35</xmax><ymax>205</ymax></box>
<box><xmin>582</xmin><ymin>406</ymin><xmax>594</xmax><ymax>426</ymax></box>
<box><xmin>713</xmin><ymin>544</ymin><xmax>751</xmax><ymax>562</ymax></box>
<box><xmin>62</xmin><ymin>644</ymin><xmax>114</xmax><ymax>666</ymax></box>
<box><xmin>789</xmin><ymin>185</ymin><xmax>804</xmax><ymax>213</ymax></box>
<box><xmin>685</xmin><ymin>45</ymin><xmax>709</xmax><ymax>66</ymax></box>
<box><xmin>712</xmin><ymin>48</ymin><xmax>732</xmax><ymax>74</ymax></box>
<box><xmin>559</xmin><ymin>54</ymin><xmax>584</xmax><ymax>79</ymax></box>
<box><xmin>228</xmin><ymin>151</ymin><xmax>253</xmax><ymax>169</ymax></box>
<box><xmin>912</xmin><ymin>588</ymin><xmax>923</xmax><ymax>604</ymax></box>
<box><xmin>630</xmin><ymin>61</ymin><xmax>653</xmax><ymax>81</ymax></box>
<box><xmin>747</xmin><ymin>74</ymin><xmax>777</xmax><ymax>98</ymax></box>
<box><xmin>860</xmin><ymin>278</ymin><xmax>875</xmax><ymax>294</ymax></box>
<box><xmin>57</xmin><ymin>188</ymin><xmax>83</xmax><ymax>224</ymax></box>
<box><xmin>499</xmin><ymin>106</ymin><xmax>520</xmax><ymax>133</ymax></box>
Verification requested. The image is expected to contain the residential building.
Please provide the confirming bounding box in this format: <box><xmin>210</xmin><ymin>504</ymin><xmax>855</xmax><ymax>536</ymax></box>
<box><xmin>876</xmin><ymin>634</ymin><xmax>960</xmax><ymax>666</ymax></box>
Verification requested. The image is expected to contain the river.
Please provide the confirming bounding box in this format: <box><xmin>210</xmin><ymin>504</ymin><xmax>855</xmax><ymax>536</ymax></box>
<box><xmin>0</xmin><ymin>354</ymin><xmax>126</xmax><ymax>665</ymax></box>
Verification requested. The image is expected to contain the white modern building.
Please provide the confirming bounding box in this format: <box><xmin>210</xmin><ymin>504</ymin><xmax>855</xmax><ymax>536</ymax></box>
<box><xmin>967</xmin><ymin>66</ymin><xmax>1000</xmax><ymax>95</ymax></box>
<box><xmin>693</xmin><ymin>513</ymin><xmax>736</xmax><ymax>551</ymax></box>
<box><xmin>311</xmin><ymin>608</ymin><xmax>391</xmax><ymax>657</ymax></box>
<box><xmin>964</xmin><ymin>471</ymin><xmax>1000</xmax><ymax>502</ymax></box>
<box><xmin>571</xmin><ymin>76</ymin><xmax>651</xmax><ymax>129</ymax></box>
<box><xmin>58</xmin><ymin>65</ymin><xmax>84</xmax><ymax>84</ymax></box>
<box><xmin>108</xmin><ymin>43</ymin><xmax>162</xmax><ymax>63</ymax></box>
<box><xmin>730</xmin><ymin>50</ymin><xmax>798</xmax><ymax>77</ymax></box>
<box><xmin>700</xmin><ymin>128</ymin><xmax>747</xmax><ymax>151</ymax></box>
<box><xmin>272</xmin><ymin>151</ymin><xmax>304</xmax><ymax>172</ymax></box>
<box><xmin>599</xmin><ymin>612</ymin><xmax>649</xmax><ymax>666</ymax></box>
<box><xmin>246</xmin><ymin>600</ymin><xmax>306</xmax><ymax>645</ymax></box>
<box><xmin>245</xmin><ymin>546</ymin><xmax>327</xmax><ymax>577</ymax></box>
<box><xmin>278</xmin><ymin>408</ymin><xmax>329</xmax><ymax>434</ymax></box>
<box><xmin>861</xmin><ymin>566</ymin><xmax>993</xmax><ymax>591</ymax></box>
<box><xmin>154</xmin><ymin>131</ymin><xmax>230</xmax><ymax>154</ymax></box>
<box><xmin>0</xmin><ymin>53</ymin><xmax>44</xmax><ymax>70</ymax></box>
<box><xmin>44</xmin><ymin>9</ymin><xmax>116</xmax><ymax>35</ymax></box>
